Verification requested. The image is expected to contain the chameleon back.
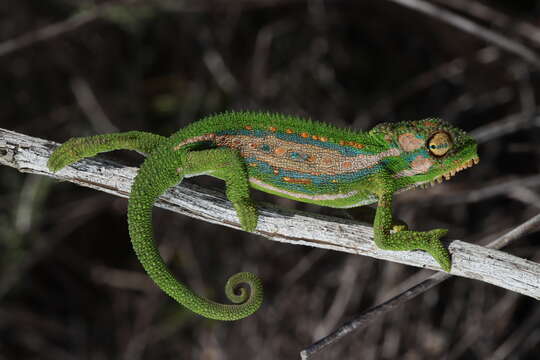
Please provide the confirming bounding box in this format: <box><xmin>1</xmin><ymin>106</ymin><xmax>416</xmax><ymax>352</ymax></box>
<box><xmin>168</xmin><ymin>112</ymin><xmax>392</xmax><ymax>208</ymax></box>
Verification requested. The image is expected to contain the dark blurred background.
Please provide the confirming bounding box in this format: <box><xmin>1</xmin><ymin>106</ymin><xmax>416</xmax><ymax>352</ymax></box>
<box><xmin>1</xmin><ymin>0</ymin><xmax>540</xmax><ymax>359</ymax></box>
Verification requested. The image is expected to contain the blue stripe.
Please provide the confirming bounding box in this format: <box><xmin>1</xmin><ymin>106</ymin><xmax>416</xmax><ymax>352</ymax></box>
<box><xmin>245</xmin><ymin>157</ymin><xmax>381</xmax><ymax>194</ymax></box>
<box><xmin>215</xmin><ymin>129</ymin><xmax>379</xmax><ymax>156</ymax></box>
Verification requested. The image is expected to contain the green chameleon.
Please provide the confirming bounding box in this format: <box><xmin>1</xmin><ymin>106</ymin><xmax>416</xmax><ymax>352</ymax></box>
<box><xmin>47</xmin><ymin>111</ymin><xmax>478</xmax><ymax>321</ymax></box>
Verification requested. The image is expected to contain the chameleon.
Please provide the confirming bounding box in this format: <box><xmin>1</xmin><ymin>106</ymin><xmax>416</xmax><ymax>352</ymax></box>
<box><xmin>47</xmin><ymin>111</ymin><xmax>479</xmax><ymax>321</ymax></box>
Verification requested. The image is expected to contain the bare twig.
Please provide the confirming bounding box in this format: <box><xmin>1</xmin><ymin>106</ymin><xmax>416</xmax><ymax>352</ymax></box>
<box><xmin>470</xmin><ymin>112</ymin><xmax>540</xmax><ymax>143</ymax></box>
<box><xmin>417</xmin><ymin>174</ymin><xmax>540</xmax><ymax>206</ymax></box>
<box><xmin>447</xmin><ymin>292</ymin><xmax>519</xmax><ymax>359</ymax></box>
<box><xmin>300</xmin><ymin>272</ymin><xmax>452</xmax><ymax>359</ymax></box>
<box><xmin>0</xmin><ymin>1</ymin><xmax>137</xmax><ymax>58</ymax></box>
<box><xmin>360</xmin><ymin>46</ymin><xmax>506</xmax><ymax>121</ymax></box>
<box><xmin>312</xmin><ymin>257</ymin><xmax>361</xmax><ymax>340</ymax></box>
<box><xmin>490</xmin><ymin>305</ymin><xmax>540</xmax><ymax>359</ymax></box>
<box><xmin>300</xmin><ymin>214</ymin><xmax>540</xmax><ymax>359</ymax></box>
<box><xmin>1</xmin><ymin>127</ymin><xmax>539</xmax><ymax>300</ymax></box>
<box><xmin>432</xmin><ymin>0</ymin><xmax>540</xmax><ymax>47</ymax></box>
<box><xmin>385</xmin><ymin>0</ymin><xmax>540</xmax><ymax>66</ymax></box>
<box><xmin>0</xmin><ymin>11</ymin><xmax>95</xmax><ymax>57</ymax></box>
<box><xmin>70</xmin><ymin>77</ymin><xmax>118</xmax><ymax>133</ymax></box>
<box><xmin>508</xmin><ymin>186</ymin><xmax>540</xmax><ymax>210</ymax></box>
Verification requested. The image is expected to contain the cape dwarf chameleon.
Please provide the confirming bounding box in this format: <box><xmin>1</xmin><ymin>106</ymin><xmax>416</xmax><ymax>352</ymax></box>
<box><xmin>48</xmin><ymin>111</ymin><xmax>479</xmax><ymax>320</ymax></box>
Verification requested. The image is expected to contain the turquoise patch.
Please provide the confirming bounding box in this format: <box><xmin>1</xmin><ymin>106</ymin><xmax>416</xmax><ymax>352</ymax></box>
<box><xmin>246</xmin><ymin>156</ymin><xmax>382</xmax><ymax>194</ymax></box>
<box><xmin>260</xmin><ymin>144</ymin><xmax>271</xmax><ymax>152</ymax></box>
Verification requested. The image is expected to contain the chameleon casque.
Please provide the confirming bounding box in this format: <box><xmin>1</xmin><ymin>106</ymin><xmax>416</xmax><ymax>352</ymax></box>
<box><xmin>47</xmin><ymin>111</ymin><xmax>479</xmax><ymax>321</ymax></box>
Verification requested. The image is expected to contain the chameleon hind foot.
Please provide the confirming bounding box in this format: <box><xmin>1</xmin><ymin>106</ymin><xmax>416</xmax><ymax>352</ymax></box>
<box><xmin>48</xmin><ymin>137</ymin><xmax>95</xmax><ymax>172</ymax></box>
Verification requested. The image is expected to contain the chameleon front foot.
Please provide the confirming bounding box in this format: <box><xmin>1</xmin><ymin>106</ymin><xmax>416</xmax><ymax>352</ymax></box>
<box><xmin>408</xmin><ymin>229</ymin><xmax>451</xmax><ymax>272</ymax></box>
<box><xmin>422</xmin><ymin>229</ymin><xmax>451</xmax><ymax>272</ymax></box>
<box><xmin>374</xmin><ymin>229</ymin><xmax>451</xmax><ymax>272</ymax></box>
<box><xmin>374</xmin><ymin>193</ymin><xmax>451</xmax><ymax>271</ymax></box>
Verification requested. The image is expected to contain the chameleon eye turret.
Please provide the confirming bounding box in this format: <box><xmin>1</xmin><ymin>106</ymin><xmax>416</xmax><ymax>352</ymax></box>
<box><xmin>47</xmin><ymin>111</ymin><xmax>479</xmax><ymax>320</ymax></box>
<box><xmin>427</xmin><ymin>131</ymin><xmax>452</xmax><ymax>157</ymax></box>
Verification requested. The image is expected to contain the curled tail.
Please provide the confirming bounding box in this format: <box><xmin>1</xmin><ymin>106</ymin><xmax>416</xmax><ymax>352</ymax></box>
<box><xmin>127</xmin><ymin>149</ymin><xmax>263</xmax><ymax>320</ymax></box>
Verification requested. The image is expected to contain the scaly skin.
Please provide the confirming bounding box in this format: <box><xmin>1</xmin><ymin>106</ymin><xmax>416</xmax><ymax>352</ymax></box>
<box><xmin>47</xmin><ymin>111</ymin><xmax>479</xmax><ymax>320</ymax></box>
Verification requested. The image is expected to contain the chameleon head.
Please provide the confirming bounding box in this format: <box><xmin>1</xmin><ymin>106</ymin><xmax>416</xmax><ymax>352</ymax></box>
<box><xmin>371</xmin><ymin>118</ymin><xmax>479</xmax><ymax>190</ymax></box>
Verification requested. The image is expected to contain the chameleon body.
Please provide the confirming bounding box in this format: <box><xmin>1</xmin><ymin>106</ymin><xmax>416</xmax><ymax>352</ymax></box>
<box><xmin>47</xmin><ymin>111</ymin><xmax>479</xmax><ymax>321</ymax></box>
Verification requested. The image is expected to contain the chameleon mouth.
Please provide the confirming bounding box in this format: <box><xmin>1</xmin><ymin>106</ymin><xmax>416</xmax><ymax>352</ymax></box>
<box><xmin>419</xmin><ymin>156</ymin><xmax>479</xmax><ymax>188</ymax></box>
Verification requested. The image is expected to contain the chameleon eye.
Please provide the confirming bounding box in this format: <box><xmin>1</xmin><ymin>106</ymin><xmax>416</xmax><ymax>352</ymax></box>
<box><xmin>427</xmin><ymin>132</ymin><xmax>452</xmax><ymax>157</ymax></box>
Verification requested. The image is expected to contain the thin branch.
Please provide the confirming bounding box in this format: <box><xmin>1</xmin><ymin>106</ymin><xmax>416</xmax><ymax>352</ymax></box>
<box><xmin>1</xmin><ymin>127</ymin><xmax>539</xmax><ymax>298</ymax></box>
<box><xmin>385</xmin><ymin>0</ymin><xmax>540</xmax><ymax>67</ymax></box>
<box><xmin>432</xmin><ymin>0</ymin><xmax>540</xmax><ymax>47</ymax></box>
<box><xmin>70</xmin><ymin>77</ymin><xmax>119</xmax><ymax>134</ymax></box>
<box><xmin>470</xmin><ymin>112</ymin><xmax>540</xmax><ymax>143</ymax></box>
<box><xmin>300</xmin><ymin>214</ymin><xmax>540</xmax><ymax>359</ymax></box>
<box><xmin>300</xmin><ymin>272</ymin><xmax>451</xmax><ymax>359</ymax></box>
<box><xmin>359</xmin><ymin>46</ymin><xmax>502</xmax><ymax>121</ymax></box>
<box><xmin>403</xmin><ymin>173</ymin><xmax>540</xmax><ymax>207</ymax></box>
<box><xmin>0</xmin><ymin>0</ymin><xmax>135</xmax><ymax>58</ymax></box>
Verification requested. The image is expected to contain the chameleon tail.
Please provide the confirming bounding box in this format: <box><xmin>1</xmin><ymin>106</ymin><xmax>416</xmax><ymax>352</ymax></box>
<box><xmin>47</xmin><ymin>131</ymin><xmax>166</xmax><ymax>172</ymax></box>
<box><xmin>127</xmin><ymin>149</ymin><xmax>263</xmax><ymax>320</ymax></box>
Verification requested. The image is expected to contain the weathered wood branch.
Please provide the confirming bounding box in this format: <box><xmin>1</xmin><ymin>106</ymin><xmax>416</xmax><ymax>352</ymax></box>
<box><xmin>1</xmin><ymin>128</ymin><xmax>539</xmax><ymax>299</ymax></box>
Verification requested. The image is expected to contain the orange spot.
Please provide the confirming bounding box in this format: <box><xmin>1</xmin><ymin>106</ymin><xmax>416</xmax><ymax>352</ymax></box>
<box><xmin>283</xmin><ymin>177</ymin><xmax>312</xmax><ymax>184</ymax></box>
<box><xmin>245</xmin><ymin>125</ymin><xmax>253</xmax><ymax>130</ymax></box>
<box><xmin>307</xmin><ymin>155</ymin><xmax>316</xmax><ymax>162</ymax></box>
<box><xmin>320</xmin><ymin>136</ymin><xmax>328</xmax><ymax>142</ymax></box>
<box><xmin>300</xmin><ymin>132</ymin><xmax>309</xmax><ymax>138</ymax></box>
<box><xmin>274</xmin><ymin>147</ymin><xmax>287</xmax><ymax>156</ymax></box>
<box><xmin>312</xmin><ymin>135</ymin><xmax>319</xmax><ymax>140</ymax></box>
<box><xmin>339</xmin><ymin>140</ymin><xmax>345</xmax><ymax>145</ymax></box>
<box><xmin>355</xmin><ymin>144</ymin><xmax>364</xmax><ymax>149</ymax></box>
<box><xmin>249</xmin><ymin>143</ymin><xmax>257</xmax><ymax>149</ymax></box>
<box><xmin>273</xmin><ymin>169</ymin><xmax>279</xmax><ymax>175</ymax></box>
<box><xmin>322</xmin><ymin>157</ymin><xmax>333</xmax><ymax>166</ymax></box>
<box><xmin>347</xmin><ymin>141</ymin><xmax>355</xmax><ymax>146</ymax></box>
<box><xmin>269</xmin><ymin>126</ymin><xmax>277</xmax><ymax>132</ymax></box>
<box><xmin>343</xmin><ymin>161</ymin><xmax>352</xmax><ymax>169</ymax></box>
<box><xmin>249</xmin><ymin>163</ymin><xmax>257</xmax><ymax>167</ymax></box>
<box><xmin>286</xmin><ymin>129</ymin><xmax>294</xmax><ymax>134</ymax></box>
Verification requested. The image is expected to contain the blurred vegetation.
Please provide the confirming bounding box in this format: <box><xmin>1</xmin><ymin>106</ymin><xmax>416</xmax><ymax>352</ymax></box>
<box><xmin>1</xmin><ymin>0</ymin><xmax>540</xmax><ymax>359</ymax></box>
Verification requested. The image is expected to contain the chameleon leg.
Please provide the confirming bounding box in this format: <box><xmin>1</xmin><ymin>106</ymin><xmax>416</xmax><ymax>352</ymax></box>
<box><xmin>127</xmin><ymin>146</ymin><xmax>263</xmax><ymax>320</ymax></box>
<box><xmin>373</xmin><ymin>193</ymin><xmax>451</xmax><ymax>271</ymax></box>
<box><xmin>47</xmin><ymin>131</ymin><xmax>166</xmax><ymax>172</ymax></box>
<box><xmin>183</xmin><ymin>148</ymin><xmax>258</xmax><ymax>232</ymax></box>
<box><xmin>346</xmin><ymin>206</ymin><xmax>408</xmax><ymax>232</ymax></box>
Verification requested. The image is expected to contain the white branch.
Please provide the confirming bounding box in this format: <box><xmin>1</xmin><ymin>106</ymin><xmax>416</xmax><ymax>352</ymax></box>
<box><xmin>1</xmin><ymin>128</ymin><xmax>539</xmax><ymax>299</ymax></box>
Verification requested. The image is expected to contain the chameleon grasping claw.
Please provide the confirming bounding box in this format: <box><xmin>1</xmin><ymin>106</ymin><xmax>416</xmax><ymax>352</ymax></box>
<box><xmin>48</xmin><ymin>112</ymin><xmax>478</xmax><ymax>320</ymax></box>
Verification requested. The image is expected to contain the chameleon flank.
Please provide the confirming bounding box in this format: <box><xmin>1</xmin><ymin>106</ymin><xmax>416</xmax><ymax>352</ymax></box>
<box><xmin>47</xmin><ymin>111</ymin><xmax>479</xmax><ymax>320</ymax></box>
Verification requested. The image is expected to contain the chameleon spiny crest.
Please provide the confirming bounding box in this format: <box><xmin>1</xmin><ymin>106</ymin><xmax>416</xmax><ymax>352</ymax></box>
<box><xmin>48</xmin><ymin>111</ymin><xmax>478</xmax><ymax>320</ymax></box>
